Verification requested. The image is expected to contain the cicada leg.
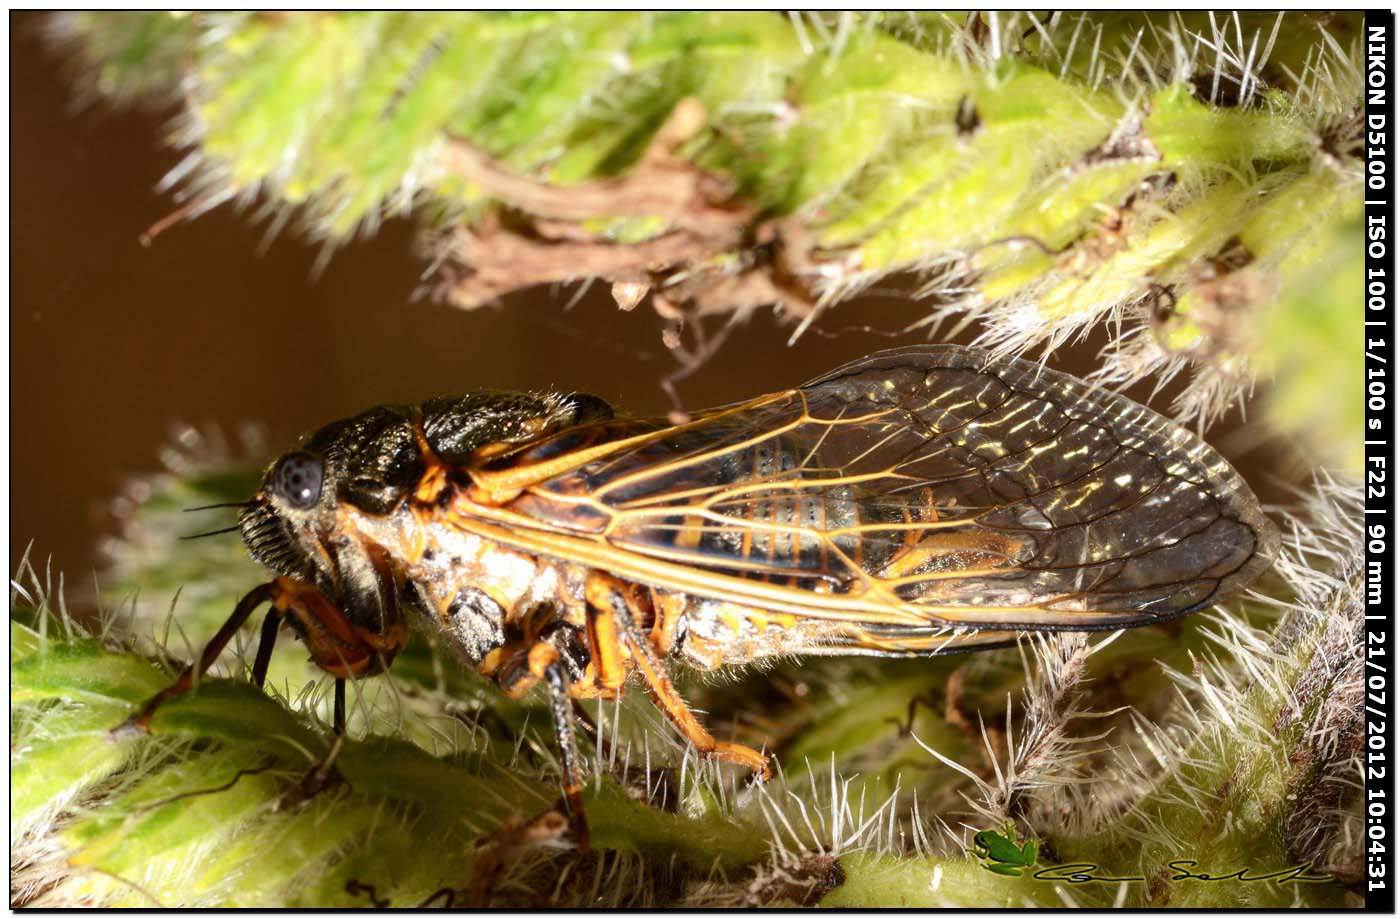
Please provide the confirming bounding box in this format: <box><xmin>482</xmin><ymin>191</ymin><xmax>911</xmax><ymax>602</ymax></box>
<box><xmin>117</xmin><ymin>577</ymin><xmax>403</xmax><ymax>739</ymax></box>
<box><xmin>111</xmin><ymin>581</ymin><xmax>278</xmax><ymax>738</ymax></box>
<box><xmin>277</xmin><ymin>678</ymin><xmax>348</xmax><ymax>810</ymax></box>
<box><xmin>583</xmin><ymin>573</ymin><xmax>771</xmax><ymax>780</ymax></box>
<box><xmin>495</xmin><ymin>639</ymin><xmax>592</xmax><ymax>851</ymax></box>
<box><xmin>542</xmin><ymin>660</ymin><xmax>590</xmax><ymax>852</ymax></box>
<box><xmin>583</xmin><ymin>591</ymin><xmax>629</xmax><ymax>694</ymax></box>
<box><xmin>248</xmin><ymin>602</ymin><xmax>352</xmax><ymax>806</ymax></box>
<box><xmin>116</xmin><ymin>578</ymin><xmax>370</xmax><ymax>808</ymax></box>
<box><xmin>250</xmin><ymin>607</ymin><xmax>282</xmax><ymax>690</ymax></box>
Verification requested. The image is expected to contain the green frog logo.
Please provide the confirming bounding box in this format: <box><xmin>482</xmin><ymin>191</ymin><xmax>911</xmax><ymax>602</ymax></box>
<box><xmin>970</xmin><ymin>825</ymin><xmax>1038</xmax><ymax>877</ymax></box>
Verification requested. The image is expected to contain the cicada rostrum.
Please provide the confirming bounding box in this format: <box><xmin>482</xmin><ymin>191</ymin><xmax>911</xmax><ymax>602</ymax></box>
<box><xmin>116</xmin><ymin>345</ymin><xmax>1279</xmax><ymax>845</ymax></box>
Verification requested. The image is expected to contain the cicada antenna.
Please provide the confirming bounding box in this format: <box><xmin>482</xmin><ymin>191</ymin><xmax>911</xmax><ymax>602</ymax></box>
<box><xmin>182</xmin><ymin>500</ymin><xmax>254</xmax><ymax>513</ymax></box>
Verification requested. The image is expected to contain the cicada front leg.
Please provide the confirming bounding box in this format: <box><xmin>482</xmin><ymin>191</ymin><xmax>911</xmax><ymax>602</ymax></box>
<box><xmin>111</xmin><ymin>580</ymin><xmax>279</xmax><ymax>739</ymax></box>
<box><xmin>259</xmin><ymin>578</ymin><xmax>408</xmax><ymax>808</ymax></box>
<box><xmin>245</xmin><ymin>586</ymin><xmax>352</xmax><ymax>808</ymax></box>
<box><xmin>583</xmin><ymin>573</ymin><xmax>771</xmax><ymax>781</ymax></box>
<box><xmin>114</xmin><ymin>578</ymin><xmax>395</xmax><ymax>807</ymax></box>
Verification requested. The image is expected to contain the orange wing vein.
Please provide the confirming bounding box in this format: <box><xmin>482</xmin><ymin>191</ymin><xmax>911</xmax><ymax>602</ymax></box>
<box><xmin>455</xmin><ymin>346</ymin><xmax>1278</xmax><ymax>636</ymax></box>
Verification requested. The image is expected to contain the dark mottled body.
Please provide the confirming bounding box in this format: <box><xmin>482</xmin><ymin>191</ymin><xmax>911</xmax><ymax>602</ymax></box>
<box><xmin>239</xmin><ymin>346</ymin><xmax>1277</xmax><ymax>681</ymax></box>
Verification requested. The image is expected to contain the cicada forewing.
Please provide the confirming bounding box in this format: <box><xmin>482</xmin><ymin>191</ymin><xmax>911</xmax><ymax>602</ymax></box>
<box><xmin>455</xmin><ymin>346</ymin><xmax>1278</xmax><ymax>657</ymax></box>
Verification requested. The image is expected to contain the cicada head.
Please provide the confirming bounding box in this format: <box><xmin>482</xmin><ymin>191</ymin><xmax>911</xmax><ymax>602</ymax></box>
<box><xmin>238</xmin><ymin>390</ymin><xmax>612</xmax><ymax>659</ymax></box>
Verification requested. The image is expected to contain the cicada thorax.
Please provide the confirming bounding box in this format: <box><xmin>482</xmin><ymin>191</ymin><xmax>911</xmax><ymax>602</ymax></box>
<box><xmin>230</xmin><ymin>389</ymin><xmax>618</xmax><ymax>687</ymax></box>
<box><xmin>344</xmin><ymin>505</ymin><xmax>566</xmax><ymax>662</ymax></box>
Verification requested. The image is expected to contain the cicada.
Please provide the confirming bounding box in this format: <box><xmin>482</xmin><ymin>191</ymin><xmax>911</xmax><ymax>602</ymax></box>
<box><xmin>117</xmin><ymin>346</ymin><xmax>1278</xmax><ymax>844</ymax></box>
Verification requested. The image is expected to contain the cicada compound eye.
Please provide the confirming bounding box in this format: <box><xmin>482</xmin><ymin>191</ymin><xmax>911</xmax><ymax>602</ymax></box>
<box><xmin>272</xmin><ymin>452</ymin><xmax>324</xmax><ymax>510</ymax></box>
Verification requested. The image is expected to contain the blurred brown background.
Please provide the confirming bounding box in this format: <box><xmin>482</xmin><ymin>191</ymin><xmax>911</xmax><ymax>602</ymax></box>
<box><xmin>10</xmin><ymin>17</ymin><xmax>1282</xmax><ymax>590</ymax></box>
<box><xmin>10</xmin><ymin>19</ymin><xmax>931</xmax><ymax>583</ymax></box>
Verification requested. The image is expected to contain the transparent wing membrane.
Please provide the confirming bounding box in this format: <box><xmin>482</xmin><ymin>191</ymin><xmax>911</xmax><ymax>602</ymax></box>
<box><xmin>472</xmin><ymin>346</ymin><xmax>1278</xmax><ymax>638</ymax></box>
